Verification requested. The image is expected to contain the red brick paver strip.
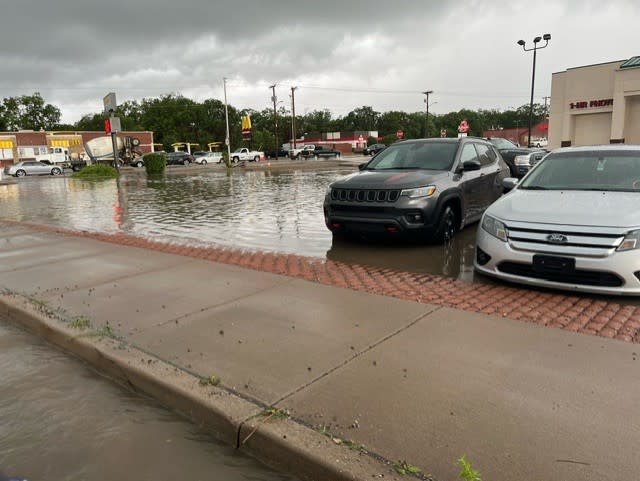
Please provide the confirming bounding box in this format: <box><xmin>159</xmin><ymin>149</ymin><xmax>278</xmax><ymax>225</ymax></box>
<box><xmin>4</xmin><ymin>220</ymin><xmax>640</xmax><ymax>344</ymax></box>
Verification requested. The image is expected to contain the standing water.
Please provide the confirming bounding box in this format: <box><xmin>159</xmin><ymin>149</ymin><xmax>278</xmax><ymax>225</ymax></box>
<box><xmin>0</xmin><ymin>320</ymin><xmax>296</xmax><ymax>481</ymax></box>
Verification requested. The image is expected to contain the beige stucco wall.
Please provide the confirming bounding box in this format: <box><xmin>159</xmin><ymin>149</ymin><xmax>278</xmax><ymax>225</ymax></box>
<box><xmin>548</xmin><ymin>59</ymin><xmax>640</xmax><ymax>148</ymax></box>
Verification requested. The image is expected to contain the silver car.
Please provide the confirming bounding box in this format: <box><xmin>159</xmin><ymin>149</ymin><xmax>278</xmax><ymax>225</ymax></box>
<box><xmin>475</xmin><ymin>145</ymin><xmax>640</xmax><ymax>296</ymax></box>
<box><xmin>5</xmin><ymin>161</ymin><xmax>64</xmax><ymax>177</ymax></box>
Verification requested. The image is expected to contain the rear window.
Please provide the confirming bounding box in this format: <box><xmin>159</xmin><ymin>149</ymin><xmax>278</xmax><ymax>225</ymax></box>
<box><xmin>520</xmin><ymin>150</ymin><xmax>640</xmax><ymax>192</ymax></box>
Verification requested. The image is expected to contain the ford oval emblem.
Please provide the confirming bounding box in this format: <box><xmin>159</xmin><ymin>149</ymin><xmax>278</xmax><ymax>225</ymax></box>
<box><xmin>547</xmin><ymin>233</ymin><xmax>568</xmax><ymax>244</ymax></box>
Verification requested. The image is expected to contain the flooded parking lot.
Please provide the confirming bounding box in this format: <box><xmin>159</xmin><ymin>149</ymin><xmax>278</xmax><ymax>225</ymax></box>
<box><xmin>0</xmin><ymin>320</ymin><xmax>296</xmax><ymax>481</ymax></box>
<box><xmin>0</xmin><ymin>166</ymin><xmax>478</xmax><ymax>281</ymax></box>
<box><xmin>1</xmin><ymin>166</ymin><xmax>638</xmax><ymax>305</ymax></box>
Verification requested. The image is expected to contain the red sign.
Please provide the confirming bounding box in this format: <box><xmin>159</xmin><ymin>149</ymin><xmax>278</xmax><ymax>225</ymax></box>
<box><xmin>458</xmin><ymin>120</ymin><xmax>470</xmax><ymax>133</ymax></box>
<box><xmin>396</xmin><ymin>129</ymin><xmax>404</xmax><ymax>139</ymax></box>
<box><xmin>570</xmin><ymin>98</ymin><xmax>613</xmax><ymax>109</ymax></box>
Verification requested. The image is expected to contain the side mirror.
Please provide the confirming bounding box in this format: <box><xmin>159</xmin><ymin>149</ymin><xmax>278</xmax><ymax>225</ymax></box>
<box><xmin>358</xmin><ymin>163</ymin><xmax>367</xmax><ymax>171</ymax></box>
<box><xmin>462</xmin><ymin>159</ymin><xmax>481</xmax><ymax>171</ymax></box>
<box><xmin>502</xmin><ymin>177</ymin><xmax>519</xmax><ymax>192</ymax></box>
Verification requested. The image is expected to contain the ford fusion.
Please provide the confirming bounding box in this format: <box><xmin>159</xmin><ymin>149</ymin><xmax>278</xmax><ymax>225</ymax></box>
<box><xmin>324</xmin><ymin>138</ymin><xmax>509</xmax><ymax>244</ymax></box>
<box><xmin>475</xmin><ymin>145</ymin><xmax>640</xmax><ymax>295</ymax></box>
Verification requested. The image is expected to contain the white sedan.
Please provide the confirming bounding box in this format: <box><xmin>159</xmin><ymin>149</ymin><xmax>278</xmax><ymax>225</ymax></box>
<box><xmin>194</xmin><ymin>152</ymin><xmax>223</xmax><ymax>165</ymax></box>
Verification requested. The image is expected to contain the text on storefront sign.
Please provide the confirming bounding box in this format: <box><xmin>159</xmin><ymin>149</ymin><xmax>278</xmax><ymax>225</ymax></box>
<box><xmin>570</xmin><ymin>99</ymin><xmax>613</xmax><ymax>109</ymax></box>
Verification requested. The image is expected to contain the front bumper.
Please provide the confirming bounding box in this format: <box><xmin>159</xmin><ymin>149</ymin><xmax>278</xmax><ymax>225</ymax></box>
<box><xmin>474</xmin><ymin>226</ymin><xmax>640</xmax><ymax>296</ymax></box>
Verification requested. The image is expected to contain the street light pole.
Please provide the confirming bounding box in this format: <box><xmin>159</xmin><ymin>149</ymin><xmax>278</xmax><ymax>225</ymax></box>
<box><xmin>223</xmin><ymin>77</ymin><xmax>231</xmax><ymax>166</ymax></box>
<box><xmin>422</xmin><ymin>90</ymin><xmax>433</xmax><ymax>138</ymax></box>
<box><xmin>517</xmin><ymin>34</ymin><xmax>551</xmax><ymax>147</ymax></box>
<box><xmin>269</xmin><ymin>84</ymin><xmax>278</xmax><ymax>160</ymax></box>
<box><xmin>291</xmin><ymin>86</ymin><xmax>297</xmax><ymax>150</ymax></box>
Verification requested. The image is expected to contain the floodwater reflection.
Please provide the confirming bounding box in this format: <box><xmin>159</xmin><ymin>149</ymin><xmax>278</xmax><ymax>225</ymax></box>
<box><xmin>0</xmin><ymin>168</ymin><xmax>484</xmax><ymax>281</ymax></box>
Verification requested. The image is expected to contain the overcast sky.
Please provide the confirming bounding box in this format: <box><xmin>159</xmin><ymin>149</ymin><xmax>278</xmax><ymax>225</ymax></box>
<box><xmin>1</xmin><ymin>0</ymin><xmax>638</xmax><ymax>124</ymax></box>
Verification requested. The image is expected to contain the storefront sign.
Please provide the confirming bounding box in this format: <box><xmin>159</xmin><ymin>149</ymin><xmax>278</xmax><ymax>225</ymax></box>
<box><xmin>570</xmin><ymin>98</ymin><xmax>613</xmax><ymax>109</ymax></box>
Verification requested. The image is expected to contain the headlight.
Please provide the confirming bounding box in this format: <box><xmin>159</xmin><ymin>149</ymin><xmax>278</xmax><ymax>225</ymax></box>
<box><xmin>482</xmin><ymin>215</ymin><xmax>508</xmax><ymax>242</ymax></box>
<box><xmin>617</xmin><ymin>229</ymin><xmax>640</xmax><ymax>252</ymax></box>
<box><xmin>514</xmin><ymin>154</ymin><xmax>531</xmax><ymax>166</ymax></box>
<box><xmin>400</xmin><ymin>185</ymin><xmax>436</xmax><ymax>198</ymax></box>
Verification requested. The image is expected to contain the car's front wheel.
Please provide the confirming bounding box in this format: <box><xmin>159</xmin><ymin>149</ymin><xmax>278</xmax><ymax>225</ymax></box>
<box><xmin>253</xmin><ymin>156</ymin><xmax>260</xmax><ymax>162</ymax></box>
<box><xmin>201</xmin><ymin>159</ymin><xmax>207</xmax><ymax>165</ymax></box>
<box><xmin>431</xmin><ymin>205</ymin><xmax>458</xmax><ymax>244</ymax></box>
<box><xmin>183</xmin><ymin>159</ymin><xmax>189</xmax><ymax>165</ymax></box>
<box><xmin>135</xmin><ymin>161</ymin><xmax>143</xmax><ymax>168</ymax></box>
<box><xmin>15</xmin><ymin>170</ymin><xmax>26</xmax><ymax>177</ymax></box>
<box><xmin>51</xmin><ymin>167</ymin><xmax>62</xmax><ymax>175</ymax></box>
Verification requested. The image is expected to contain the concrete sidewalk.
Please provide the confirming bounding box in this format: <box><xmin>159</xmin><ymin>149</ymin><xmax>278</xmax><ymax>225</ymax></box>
<box><xmin>1</xmin><ymin>224</ymin><xmax>639</xmax><ymax>481</ymax></box>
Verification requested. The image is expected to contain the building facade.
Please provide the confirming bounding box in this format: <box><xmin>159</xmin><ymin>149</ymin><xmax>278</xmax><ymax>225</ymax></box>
<box><xmin>548</xmin><ymin>56</ymin><xmax>640</xmax><ymax>149</ymax></box>
<box><xmin>0</xmin><ymin>130</ymin><xmax>154</xmax><ymax>166</ymax></box>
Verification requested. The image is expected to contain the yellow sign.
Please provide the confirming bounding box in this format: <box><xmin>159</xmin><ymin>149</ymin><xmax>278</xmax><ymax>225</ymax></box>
<box><xmin>0</xmin><ymin>140</ymin><xmax>14</xmax><ymax>148</ymax></box>
<box><xmin>241</xmin><ymin>115</ymin><xmax>252</xmax><ymax>130</ymax></box>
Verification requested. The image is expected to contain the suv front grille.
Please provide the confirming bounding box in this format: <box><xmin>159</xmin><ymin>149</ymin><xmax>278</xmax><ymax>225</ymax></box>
<box><xmin>331</xmin><ymin>188</ymin><xmax>401</xmax><ymax>203</ymax></box>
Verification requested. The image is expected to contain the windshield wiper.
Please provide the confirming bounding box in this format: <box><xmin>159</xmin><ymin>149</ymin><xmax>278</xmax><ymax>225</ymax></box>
<box><xmin>519</xmin><ymin>185</ymin><xmax>548</xmax><ymax>190</ymax></box>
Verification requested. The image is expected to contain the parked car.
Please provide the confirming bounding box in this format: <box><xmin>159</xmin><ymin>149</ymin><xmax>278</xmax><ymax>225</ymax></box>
<box><xmin>485</xmin><ymin>137</ymin><xmax>542</xmax><ymax>178</ymax></box>
<box><xmin>165</xmin><ymin>151</ymin><xmax>194</xmax><ymax>165</ymax></box>
<box><xmin>300</xmin><ymin>145</ymin><xmax>341</xmax><ymax>159</ymax></box>
<box><xmin>475</xmin><ymin>145</ymin><xmax>640</xmax><ymax>295</ymax></box>
<box><xmin>193</xmin><ymin>152</ymin><xmax>223</xmax><ymax>164</ymax></box>
<box><xmin>512</xmin><ymin>150</ymin><xmax>548</xmax><ymax>177</ymax></box>
<box><xmin>363</xmin><ymin>143</ymin><xmax>386</xmax><ymax>156</ymax></box>
<box><xmin>264</xmin><ymin>148</ymin><xmax>289</xmax><ymax>159</ymax></box>
<box><xmin>129</xmin><ymin>153</ymin><xmax>146</xmax><ymax>168</ymax></box>
<box><xmin>323</xmin><ymin>137</ymin><xmax>510</xmax><ymax>244</ymax></box>
<box><xmin>533</xmin><ymin>137</ymin><xmax>548</xmax><ymax>148</ymax></box>
<box><xmin>4</xmin><ymin>161</ymin><xmax>64</xmax><ymax>177</ymax></box>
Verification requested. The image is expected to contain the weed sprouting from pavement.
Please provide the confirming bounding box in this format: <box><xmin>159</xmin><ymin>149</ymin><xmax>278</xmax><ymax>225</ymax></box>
<box><xmin>70</xmin><ymin>316</ymin><xmax>91</xmax><ymax>329</ymax></box>
<box><xmin>458</xmin><ymin>455</ymin><xmax>482</xmax><ymax>481</ymax></box>
<box><xmin>261</xmin><ymin>407</ymin><xmax>290</xmax><ymax>419</ymax></box>
<box><xmin>199</xmin><ymin>375</ymin><xmax>221</xmax><ymax>387</ymax></box>
<box><xmin>392</xmin><ymin>460</ymin><xmax>421</xmax><ymax>475</ymax></box>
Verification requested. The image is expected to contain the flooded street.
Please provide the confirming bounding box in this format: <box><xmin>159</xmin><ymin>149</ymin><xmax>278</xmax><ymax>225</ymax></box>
<box><xmin>0</xmin><ymin>166</ymin><xmax>478</xmax><ymax>281</ymax></box>
<box><xmin>0</xmin><ymin>320</ymin><xmax>296</xmax><ymax>481</ymax></box>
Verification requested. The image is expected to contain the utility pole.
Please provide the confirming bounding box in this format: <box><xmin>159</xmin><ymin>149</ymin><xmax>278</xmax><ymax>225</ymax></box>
<box><xmin>269</xmin><ymin>84</ymin><xmax>278</xmax><ymax>160</ymax></box>
<box><xmin>291</xmin><ymin>86</ymin><xmax>297</xmax><ymax>150</ymax></box>
<box><xmin>223</xmin><ymin>77</ymin><xmax>231</xmax><ymax>166</ymax></box>
<box><xmin>542</xmin><ymin>95</ymin><xmax>550</xmax><ymax>117</ymax></box>
<box><xmin>422</xmin><ymin>90</ymin><xmax>433</xmax><ymax>138</ymax></box>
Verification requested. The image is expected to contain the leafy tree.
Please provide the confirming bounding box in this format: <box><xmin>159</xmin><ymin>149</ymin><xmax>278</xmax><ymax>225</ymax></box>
<box><xmin>0</xmin><ymin>92</ymin><xmax>61</xmax><ymax>131</ymax></box>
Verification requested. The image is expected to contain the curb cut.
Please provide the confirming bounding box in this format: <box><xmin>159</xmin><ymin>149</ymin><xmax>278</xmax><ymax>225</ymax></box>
<box><xmin>0</xmin><ymin>293</ymin><xmax>409</xmax><ymax>481</ymax></box>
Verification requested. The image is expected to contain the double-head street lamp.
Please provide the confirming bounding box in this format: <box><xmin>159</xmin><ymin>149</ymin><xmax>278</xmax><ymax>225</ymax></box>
<box><xmin>517</xmin><ymin>33</ymin><xmax>550</xmax><ymax>147</ymax></box>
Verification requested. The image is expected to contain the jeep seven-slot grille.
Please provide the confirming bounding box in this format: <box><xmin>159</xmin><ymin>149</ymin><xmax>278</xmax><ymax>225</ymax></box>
<box><xmin>331</xmin><ymin>188</ymin><xmax>401</xmax><ymax>203</ymax></box>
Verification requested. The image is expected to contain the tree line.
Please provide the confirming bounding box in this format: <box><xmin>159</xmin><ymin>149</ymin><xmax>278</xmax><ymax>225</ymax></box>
<box><xmin>0</xmin><ymin>92</ymin><xmax>548</xmax><ymax>151</ymax></box>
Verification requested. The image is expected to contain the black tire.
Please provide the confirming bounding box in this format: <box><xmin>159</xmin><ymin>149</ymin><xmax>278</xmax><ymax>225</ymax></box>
<box><xmin>131</xmin><ymin>138</ymin><xmax>140</xmax><ymax>147</ymax></box>
<box><xmin>135</xmin><ymin>161</ymin><xmax>143</xmax><ymax>168</ymax></box>
<box><xmin>335</xmin><ymin>153</ymin><xmax>340</xmax><ymax>158</ymax></box>
<box><xmin>15</xmin><ymin>170</ymin><xmax>26</xmax><ymax>177</ymax></box>
<box><xmin>51</xmin><ymin>167</ymin><xmax>62</xmax><ymax>175</ymax></box>
<box><xmin>431</xmin><ymin>205</ymin><xmax>458</xmax><ymax>244</ymax></box>
<box><xmin>253</xmin><ymin>155</ymin><xmax>260</xmax><ymax>162</ymax></box>
<box><xmin>314</xmin><ymin>154</ymin><xmax>319</xmax><ymax>160</ymax></box>
<box><xmin>232</xmin><ymin>156</ymin><xmax>239</xmax><ymax>163</ymax></box>
<box><xmin>183</xmin><ymin>159</ymin><xmax>189</xmax><ymax>165</ymax></box>
<box><xmin>201</xmin><ymin>159</ymin><xmax>207</xmax><ymax>165</ymax></box>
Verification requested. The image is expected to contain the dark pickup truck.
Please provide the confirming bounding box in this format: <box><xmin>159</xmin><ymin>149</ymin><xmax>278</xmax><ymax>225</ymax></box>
<box><xmin>300</xmin><ymin>146</ymin><xmax>341</xmax><ymax>159</ymax></box>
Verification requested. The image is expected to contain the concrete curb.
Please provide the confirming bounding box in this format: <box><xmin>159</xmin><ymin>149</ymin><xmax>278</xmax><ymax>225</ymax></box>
<box><xmin>0</xmin><ymin>292</ymin><xmax>408</xmax><ymax>481</ymax></box>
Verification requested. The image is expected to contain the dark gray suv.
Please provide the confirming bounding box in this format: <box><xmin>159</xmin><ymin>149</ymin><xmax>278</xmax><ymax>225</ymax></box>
<box><xmin>323</xmin><ymin>137</ymin><xmax>510</xmax><ymax>243</ymax></box>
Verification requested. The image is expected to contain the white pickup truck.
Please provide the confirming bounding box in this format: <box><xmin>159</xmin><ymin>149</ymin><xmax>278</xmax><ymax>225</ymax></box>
<box><xmin>288</xmin><ymin>144</ymin><xmax>316</xmax><ymax>159</ymax></box>
<box><xmin>231</xmin><ymin>148</ymin><xmax>265</xmax><ymax>162</ymax></box>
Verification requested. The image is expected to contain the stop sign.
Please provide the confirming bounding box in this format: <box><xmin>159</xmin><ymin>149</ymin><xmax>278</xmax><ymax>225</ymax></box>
<box><xmin>396</xmin><ymin>129</ymin><xmax>404</xmax><ymax>139</ymax></box>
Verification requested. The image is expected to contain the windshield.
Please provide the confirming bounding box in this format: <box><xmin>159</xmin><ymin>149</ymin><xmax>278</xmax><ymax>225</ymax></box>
<box><xmin>365</xmin><ymin>141</ymin><xmax>457</xmax><ymax>171</ymax></box>
<box><xmin>520</xmin><ymin>150</ymin><xmax>640</xmax><ymax>192</ymax></box>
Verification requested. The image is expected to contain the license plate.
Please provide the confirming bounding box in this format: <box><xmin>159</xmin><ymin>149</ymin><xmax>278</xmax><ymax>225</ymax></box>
<box><xmin>532</xmin><ymin>255</ymin><xmax>575</xmax><ymax>273</ymax></box>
